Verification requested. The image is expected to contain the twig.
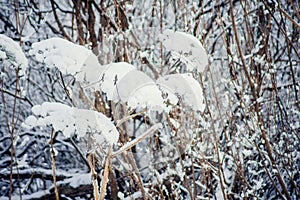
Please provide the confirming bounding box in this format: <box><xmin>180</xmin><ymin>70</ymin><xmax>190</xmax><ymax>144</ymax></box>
<box><xmin>50</xmin><ymin>128</ymin><xmax>59</xmax><ymax>200</ymax></box>
<box><xmin>112</xmin><ymin>123</ymin><xmax>162</xmax><ymax>158</ymax></box>
<box><xmin>2</xmin><ymin>89</ymin><xmax>33</xmax><ymax>106</ymax></box>
<box><xmin>277</xmin><ymin>4</ymin><xmax>300</xmax><ymax>30</ymax></box>
<box><xmin>88</xmin><ymin>153</ymin><xmax>99</xmax><ymax>200</ymax></box>
<box><xmin>99</xmin><ymin>146</ymin><xmax>113</xmax><ymax>200</ymax></box>
<box><xmin>116</xmin><ymin>109</ymin><xmax>147</xmax><ymax>128</ymax></box>
<box><xmin>50</xmin><ymin>0</ymin><xmax>72</xmax><ymax>41</ymax></box>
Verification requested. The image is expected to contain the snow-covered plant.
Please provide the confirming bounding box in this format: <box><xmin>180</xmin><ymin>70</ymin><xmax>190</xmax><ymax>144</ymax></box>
<box><xmin>24</xmin><ymin>102</ymin><xmax>119</xmax><ymax>145</ymax></box>
<box><xmin>0</xmin><ymin>34</ymin><xmax>28</xmax><ymax>77</ymax></box>
<box><xmin>160</xmin><ymin>29</ymin><xmax>208</xmax><ymax>73</ymax></box>
<box><xmin>1</xmin><ymin>1</ymin><xmax>299</xmax><ymax>199</ymax></box>
<box><xmin>19</xmin><ymin>29</ymin><xmax>208</xmax><ymax>199</ymax></box>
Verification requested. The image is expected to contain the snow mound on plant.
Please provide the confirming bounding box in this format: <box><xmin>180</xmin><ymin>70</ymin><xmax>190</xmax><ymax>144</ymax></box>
<box><xmin>99</xmin><ymin>62</ymin><xmax>136</xmax><ymax>99</ymax></box>
<box><xmin>157</xmin><ymin>74</ymin><xmax>205</xmax><ymax>112</ymax></box>
<box><xmin>113</xmin><ymin>70</ymin><xmax>165</xmax><ymax>111</ymax></box>
<box><xmin>99</xmin><ymin>62</ymin><xmax>164</xmax><ymax>111</ymax></box>
<box><xmin>0</xmin><ymin>34</ymin><xmax>28</xmax><ymax>76</ymax></box>
<box><xmin>30</xmin><ymin>37</ymin><xmax>100</xmax><ymax>76</ymax></box>
<box><xmin>160</xmin><ymin>29</ymin><xmax>208</xmax><ymax>72</ymax></box>
<box><xmin>24</xmin><ymin>102</ymin><xmax>119</xmax><ymax>145</ymax></box>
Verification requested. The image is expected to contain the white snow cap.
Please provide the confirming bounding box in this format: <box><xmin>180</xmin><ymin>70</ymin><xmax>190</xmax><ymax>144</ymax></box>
<box><xmin>25</xmin><ymin>102</ymin><xmax>119</xmax><ymax>145</ymax></box>
<box><xmin>75</xmin><ymin>53</ymin><xmax>104</xmax><ymax>84</ymax></box>
<box><xmin>99</xmin><ymin>62</ymin><xmax>136</xmax><ymax>100</ymax></box>
<box><xmin>99</xmin><ymin>62</ymin><xmax>165</xmax><ymax>111</ymax></box>
<box><xmin>157</xmin><ymin>74</ymin><xmax>205</xmax><ymax>112</ymax></box>
<box><xmin>30</xmin><ymin>37</ymin><xmax>100</xmax><ymax>76</ymax></box>
<box><xmin>113</xmin><ymin>70</ymin><xmax>165</xmax><ymax>111</ymax></box>
<box><xmin>0</xmin><ymin>34</ymin><xmax>28</xmax><ymax>76</ymax></box>
<box><xmin>160</xmin><ymin>29</ymin><xmax>208</xmax><ymax>72</ymax></box>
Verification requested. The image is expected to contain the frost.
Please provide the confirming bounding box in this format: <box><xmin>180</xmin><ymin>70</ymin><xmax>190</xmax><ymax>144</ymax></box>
<box><xmin>157</xmin><ymin>74</ymin><xmax>205</xmax><ymax>112</ymax></box>
<box><xmin>160</xmin><ymin>29</ymin><xmax>208</xmax><ymax>72</ymax></box>
<box><xmin>24</xmin><ymin>102</ymin><xmax>119</xmax><ymax>144</ymax></box>
<box><xmin>0</xmin><ymin>34</ymin><xmax>28</xmax><ymax>76</ymax></box>
<box><xmin>30</xmin><ymin>37</ymin><xmax>98</xmax><ymax>75</ymax></box>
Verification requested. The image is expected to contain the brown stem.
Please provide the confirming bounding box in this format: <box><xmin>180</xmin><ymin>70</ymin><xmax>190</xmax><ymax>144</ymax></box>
<box><xmin>50</xmin><ymin>128</ymin><xmax>59</xmax><ymax>200</ymax></box>
<box><xmin>229</xmin><ymin>1</ymin><xmax>292</xmax><ymax>199</ymax></box>
<box><xmin>72</xmin><ymin>0</ymin><xmax>85</xmax><ymax>45</ymax></box>
<box><xmin>86</xmin><ymin>1</ymin><xmax>99</xmax><ymax>56</ymax></box>
<box><xmin>99</xmin><ymin>146</ymin><xmax>112</xmax><ymax>200</ymax></box>
<box><xmin>50</xmin><ymin>0</ymin><xmax>72</xmax><ymax>41</ymax></box>
<box><xmin>199</xmin><ymin>75</ymin><xmax>228</xmax><ymax>200</ymax></box>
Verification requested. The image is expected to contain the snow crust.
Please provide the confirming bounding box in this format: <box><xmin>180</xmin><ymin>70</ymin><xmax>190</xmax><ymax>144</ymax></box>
<box><xmin>0</xmin><ymin>34</ymin><xmax>28</xmax><ymax>76</ymax></box>
<box><xmin>160</xmin><ymin>29</ymin><xmax>208</xmax><ymax>72</ymax></box>
<box><xmin>24</xmin><ymin>102</ymin><xmax>119</xmax><ymax>144</ymax></box>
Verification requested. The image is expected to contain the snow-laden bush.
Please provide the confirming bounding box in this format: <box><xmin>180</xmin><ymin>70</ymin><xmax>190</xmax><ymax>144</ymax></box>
<box><xmin>18</xmin><ymin>29</ymin><xmax>208</xmax><ymax>199</ymax></box>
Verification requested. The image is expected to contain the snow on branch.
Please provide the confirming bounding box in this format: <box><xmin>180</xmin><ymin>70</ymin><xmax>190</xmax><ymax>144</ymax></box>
<box><xmin>23</xmin><ymin>102</ymin><xmax>119</xmax><ymax>145</ymax></box>
<box><xmin>112</xmin><ymin>123</ymin><xmax>162</xmax><ymax>157</ymax></box>
<box><xmin>0</xmin><ymin>34</ymin><xmax>28</xmax><ymax>76</ymax></box>
<box><xmin>157</xmin><ymin>73</ymin><xmax>205</xmax><ymax>112</ymax></box>
<box><xmin>99</xmin><ymin>62</ymin><xmax>165</xmax><ymax>111</ymax></box>
<box><xmin>160</xmin><ymin>29</ymin><xmax>208</xmax><ymax>72</ymax></box>
<box><xmin>30</xmin><ymin>37</ymin><xmax>101</xmax><ymax>77</ymax></box>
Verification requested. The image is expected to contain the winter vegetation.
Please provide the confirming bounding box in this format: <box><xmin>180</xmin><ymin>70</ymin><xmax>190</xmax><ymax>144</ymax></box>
<box><xmin>0</xmin><ymin>0</ymin><xmax>299</xmax><ymax>199</ymax></box>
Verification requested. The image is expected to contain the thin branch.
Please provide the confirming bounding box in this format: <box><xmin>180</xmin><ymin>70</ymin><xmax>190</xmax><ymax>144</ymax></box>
<box><xmin>112</xmin><ymin>123</ymin><xmax>162</xmax><ymax>158</ymax></box>
<box><xmin>50</xmin><ymin>0</ymin><xmax>72</xmax><ymax>41</ymax></box>
<box><xmin>50</xmin><ymin>128</ymin><xmax>60</xmax><ymax>200</ymax></box>
<box><xmin>99</xmin><ymin>146</ymin><xmax>112</xmax><ymax>200</ymax></box>
<box><xmin>277</xmin><ymin>4</ymin><xmax>300</xmax><ymax>30</ymax></box>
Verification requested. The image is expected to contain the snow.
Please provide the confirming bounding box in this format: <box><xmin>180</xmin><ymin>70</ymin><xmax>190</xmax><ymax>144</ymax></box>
<box><xmin>0</xmin><ymin>34</ymin><xmax>28</xmax><ymax>76</ymax></box>
<box><xmin>69</xmin><ymin>173</ymin><xmax>92</xmax><ymax>188</ymax></box>
<box><xmin>23</xmin><ymin>115</ymin><xmax>38</xmax><ymax>129</ymax></box>
<box><xmin>169</xmin><ymin>118</ymin><xmax>181</xmax><ymax>129</ymax></box>
<box><xmin>112</xmin><ymin>123</ymin><xmax>162</xmax><ymax>157</ymax></box>
<box><xmin>0</xmin><ymin>51</ymin><xmax>6</xmax><ymax>59</ymax></box>
<box><xmin>98</xmin><ymin>62</ymin><xmax>164</xmax><ymax>111</ymax></box>
<box><xmin>99</xmin><ymin>62</ymin><xmax>135</xmax><ymax>100</ymax></box>
<box><xmin>126</xmin><ymin>83</ymin><xmax>165</xmax><ymax>111</ymax></box>
<box><xmin>75</xmin><ymin>53</ymin><xmax>105</xmax><ymax>84</ymax></box>
<box><xmin>140</xmin><ymin>50</ymin><xmax>148</xmax><ymax>58</ymax></box>
<box><xmin>113</xmin><ymin>70</ymin><xmax>164</xmax><ymax>111</ymax></box>
<box><xmin>24</xmin><ymin>102</ymin><xmax>119</xmax><ymax>144</ymax></box>
<box><xmin>160</xmin><ymin>29</ymin><xmax>208</xmax><ymax>72</ymax></box>
<box><xmin>123</xmin><ymin>188</ymin><xmax>150</xmax><ymax>200</ymax></box>
<box><xmin>3</xmin><ymin>171</ymin><xmax>93</xmax><ymax>200</ymax></box>
<box><xmin>157</xmin><ymin>74</ymin><xmax>205</xmax><ymax>112</ymax></box>
<box><xmin>30</xmin><ymin>37</ymin><xmax>98</xmax><ymax>75</ymax></box>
